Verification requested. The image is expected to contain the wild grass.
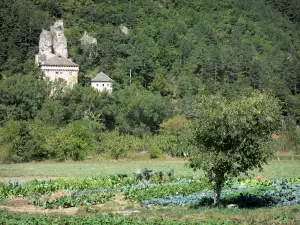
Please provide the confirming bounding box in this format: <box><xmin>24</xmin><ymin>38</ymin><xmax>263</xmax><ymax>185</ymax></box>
<box><xmin>134</xmin><ymin>205</ymin><xmax>300</xmax><ymax>224</ymax></box>
<box><xmin>0</xmin><ymin>160</ymin><xmax>299</xmax><ymax>180</ymax></box>
<box><xmin>2</xmin><ymin>205</ymin><xmax>300</xmax><ymax>224</ymax></box>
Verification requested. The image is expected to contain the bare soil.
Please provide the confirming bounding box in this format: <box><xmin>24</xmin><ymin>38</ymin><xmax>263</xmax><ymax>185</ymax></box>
<box><xmin>0</xmin><ymin>193</ymin><xmax>140</xmax><ymax>216</ymax></box>
<box><xmin>1</xmin><ymin>198</ymin><xmax>78</xmax><ymax>216</ymax></box>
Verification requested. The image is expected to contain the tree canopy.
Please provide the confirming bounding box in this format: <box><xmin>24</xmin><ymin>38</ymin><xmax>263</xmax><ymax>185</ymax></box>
<box><xmin>190</xmin><ymin>92</ymin><xmax>282</xmax><ymax>205</ymax></box>
<box><xmin>1</xmin><ymin>0</ymin><xmax>300</xmax><ymax>162</ymax></box>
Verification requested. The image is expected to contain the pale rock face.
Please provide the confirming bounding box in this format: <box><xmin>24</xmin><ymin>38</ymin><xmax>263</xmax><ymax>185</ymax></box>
<box><xmin>38</xmin><ymin>30</ymin><xmax>55</xmax><ymax>62</ymax></box>
<box><xmin>37</xmin><ymin>21</ymin><xmax>68</xmax><ymax>62</ymax></box>
<box><xmin>119</xmin><ymin>25</ymin><xmax>129</xmax><ymax>35</ymax></box>
<box><xmin>51</xmin><ymin>21</ymin><xmax>68</xmax><ymax>58</ymax></box>
<box><xmin>80</xmin><ymin>31</ymin><xmax>97</xmax><ymax>45</ymax></box>
<box><xmin>39</xmin><ymin>29</ymin><xmax>52</xmax><ymax>54</ymax></box>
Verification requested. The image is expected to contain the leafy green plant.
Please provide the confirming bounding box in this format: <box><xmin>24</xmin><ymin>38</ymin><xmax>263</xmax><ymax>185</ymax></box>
<box><xmin>123</xmin><ymin>180</ymin><xmax>212</xmax><ymax>201</ymax></box>
<box><xmin>34</xmin><ymin>191</ymin><xmax>114</xmax><ymax>209</ymax></box>
<box><xmin>0</xmin><ymin>175</ymin><xmax>136</xmax><ymax>198</ymax></box>
<box><xmin>141</xmin><ymin>179</ymin><xmax>300</xmax><ymax>208</ymax></box>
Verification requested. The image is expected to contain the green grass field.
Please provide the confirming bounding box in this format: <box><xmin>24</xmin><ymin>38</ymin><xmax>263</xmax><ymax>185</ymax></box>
<box><xmin>1</xmin><ymin>205</ymin><xmax>300</xmax><ymax>224</ymax></box>
<box><xmin>0</xmin><ymin>159</ymin><xmax>299</xmax><ymax>180</ymax></box>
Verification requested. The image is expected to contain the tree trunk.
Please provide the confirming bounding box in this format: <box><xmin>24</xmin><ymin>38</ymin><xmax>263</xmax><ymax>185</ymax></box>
<box><xmin>213</xmin><ymin>181</ymin><xmax>222</xmax><ymax>206</ymax></box>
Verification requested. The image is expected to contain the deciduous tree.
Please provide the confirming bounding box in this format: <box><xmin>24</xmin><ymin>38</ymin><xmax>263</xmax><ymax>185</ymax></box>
<box><xmin>190</xmin><ymin>92</ymin><xmax>282</xmax><ymax>205</ymax></box>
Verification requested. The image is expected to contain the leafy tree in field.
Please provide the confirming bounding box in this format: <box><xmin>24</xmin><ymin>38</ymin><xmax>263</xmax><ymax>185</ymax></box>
<box><xmin>283</xmin><ymin>116</ymin><xmax>300</xmax><ymax>154</ymax></box>
<box><xmin>45</xmin><ymin>120</ymin><xmax>97</xmax><ymax>161</ymax></box>
<box><xmin>27</xmin><ymin>120</ymin><xmax>56</xmax><ymax>160</ymax></box>
<box><xmin>190</xmin><ymin>92</ymin><xmax>282</xmax><ymax>205</ymax></box>
<box><xmin>159</xmin><ymin>115</ymin><xmax>194</xmax><ymax>156</ymax></box>
<box><xmin>0</xmin><ymin>119</ymin><xmax>56</xmax><ymax>162</ymax></box>
<box><xmin>99</xmin><ymin>130</ymin><xmax>136</xmax><ymax>160</ymax></box>
<box><xmin>143</xmin><ymin>135</ymin><xmax>169</xmax><ymax>159</ymax></box>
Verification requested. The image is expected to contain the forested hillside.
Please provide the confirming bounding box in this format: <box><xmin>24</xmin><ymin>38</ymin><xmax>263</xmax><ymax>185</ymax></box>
<box><xmin>1</xmin><ymin>0</ymin><xmax>300</xmax><ymax>162</ymax></box>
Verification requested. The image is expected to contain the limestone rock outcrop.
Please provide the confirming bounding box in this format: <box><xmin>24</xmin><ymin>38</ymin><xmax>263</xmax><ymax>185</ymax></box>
<box><xmin>36</xmin><ymin>20</ymin><xmax>68</xmax><ymax>63</ymax></box>
<box><xmin>80</xmin><ymin>31</ymin><xmax>97</xmax><ymax>46</ymax></box>
<box><xmin>119</xmin><ymin>25</ymin><xmax>129</xmax><ymax>35</ymax></box>
<box><xmin>38</xmin><ymin>29</ymin><xmax>55</xmax><ymax>62</ymax></box>
<box><xmin>51</xmin><ymin>21</ymin><xmax>68</xmax><ymax>58</ymax></box>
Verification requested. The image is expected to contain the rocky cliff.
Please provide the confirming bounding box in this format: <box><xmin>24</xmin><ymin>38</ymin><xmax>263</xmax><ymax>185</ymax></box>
<box><xmin>37</xmin><ymin>21</ymin><xmax>68</xmax><ymax>63</ymax></box>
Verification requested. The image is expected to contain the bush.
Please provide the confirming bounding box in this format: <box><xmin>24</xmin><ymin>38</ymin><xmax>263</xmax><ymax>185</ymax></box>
<box><xmin>99</xmin><ymin>130</ymin><xmax>139</xmax><ymax>160</ymax></box>
<box><xmin>144</xmin><ymin>135</ymin><xmax>168</xmax><ymax>159</ymax></box>
<box><xmin>45</xmin><ymin>120</ymin><xmax>98</xmax><ymax>161</ymax></box>
<box><xmin>0</xmin><ymin>120</ymin><xmax>31</xmax><ymax>162</ymax></box>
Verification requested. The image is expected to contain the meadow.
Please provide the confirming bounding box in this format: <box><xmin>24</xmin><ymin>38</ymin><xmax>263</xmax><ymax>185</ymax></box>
<box><xmin>1</xmin><ymin>159</ymin><xmax>300</xmax><ymax>179</ymax></box>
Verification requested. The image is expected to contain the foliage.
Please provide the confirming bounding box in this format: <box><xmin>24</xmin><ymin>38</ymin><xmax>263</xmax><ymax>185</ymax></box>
<box><xmin>284</xmin><ymin>117</ymin><xmax>300</xmax><ymax>154</ymax></box>
<box><xmin>159</xmin><ymin>115</ymin><xmax>195</xmax><ymax>156</ymax></box>
<box><xmin>0</xmin><ymin>213</ymin><xmax>227</xmax><ymax>225</ymax></box>
<box><xmin>44</xmin><ymin>120</ymin><xmax>97</xmax><ymax>161</ymax></box>
<box><xmin>0</xmin><ymin>0</ymin><xmax>50</xmax><ymax>76</ymax></box>
<box><xmin>143</xmin><ymin>135</ymin><xmax>168</xmax><ymax>159</ymax></box>
<box><xmin>140</xmin><ymin>178</ymin><xmax>300</xmax><ymax>208</ymax></box>
<box><xmin>0</xmin><ymin>170</ymin><xmax>183</xmax><ymax>199</ymax></box>
<box><xmin>114</xmin><ymin>85</ymin><xmax>172</xmax><ymax>136</ymax></box>
<box><xmin>0</xmin><ymin>175</ymin><xmax>136</xmax><ymax>199</ymax></box>
<box><xmin>2</xmin><ymin>172</ymin><xmax>300</xmax><ymax>212</ymax></box>
<box><xmin>0</xmin><ymin>72</ymin><xmax>50</xmax><ymax>123</ymax></box>
<box><xmin>1</xmin><ymin>0</ymin><xmax>300</xmax><ymax>162</ymax></box>
<box><xmin>123</xmin><ymin>179</ymin><xmax>212</xmax><ymax>202</ymax></box>
<box><xmin>0</xmin><ymin>120</ymin><xmax>32</xmax><ymax>162</ymax></box>
<box><xmin>98</xmin><ymin>130</ymin><xmax>139</xmax><ymax>160</ymax></box>
<box><xmin>190</xmin><ymin>92</ymin><xmax>282</xmax><ymax>205</ymax></box>
<box><xmin>37</xmin><ymin>85</ymin><xmax>108</xmax><ymax>127</ymax></box>
<box><xmin>34</xmin><ymin>191</ymin><xmax>114</xmax><ymax>209</ymax></box>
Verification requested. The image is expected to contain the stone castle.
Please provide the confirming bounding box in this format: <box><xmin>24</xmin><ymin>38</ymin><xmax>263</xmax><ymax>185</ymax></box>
<box><xmin>35</xmin><ymin>21</ymin><xmax>79</xmax><ymax>88</ymax></box>
<box><xmin>36</xmin><ymin>21</ymin><xmax>114</xmax><ymax>92</ymax></box>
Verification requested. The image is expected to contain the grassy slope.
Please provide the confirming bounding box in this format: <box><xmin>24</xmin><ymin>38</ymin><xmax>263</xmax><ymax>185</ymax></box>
<box><xmin>0</xmin><ymin>160</ymin><xmax>299</xmax><ymax>179</ymax></box>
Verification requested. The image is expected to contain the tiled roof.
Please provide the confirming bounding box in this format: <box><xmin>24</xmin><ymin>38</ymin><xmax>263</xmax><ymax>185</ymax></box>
<box><xmin>91</xmin><ymin>71</ymin><xmax>113</xmax><ymax>82</ymax></box>
<box><xmin>42</xmin><ymin>55</ymin><xmax>78</xmax><ymax>67</ymax></box>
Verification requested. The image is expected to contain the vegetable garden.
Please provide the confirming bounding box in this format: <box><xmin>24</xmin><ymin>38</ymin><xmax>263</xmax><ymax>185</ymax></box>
<box><xmin>1</xmin><ymin>168</ymin><xmax>300</xmax><ymax>224</ymax></box>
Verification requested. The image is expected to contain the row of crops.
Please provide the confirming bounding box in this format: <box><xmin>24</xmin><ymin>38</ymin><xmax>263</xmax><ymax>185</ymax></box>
<box><xmin>1</xmin><ymin>169</ymin><xmax>300</xmax><ymax>210</ymax></box>
<box><xmin>0</xmin><ymin>214</ymin><xmax>230</xmax><ymax>225</ymax></box>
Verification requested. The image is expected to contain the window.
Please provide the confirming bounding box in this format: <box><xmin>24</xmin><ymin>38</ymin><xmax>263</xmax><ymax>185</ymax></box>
<box><xmin>69</xmin><ymin>72</ymin><xmax>72</xmax><ymax>76</ymax></box>
<box><xmin>102</xmin><ymin>84</ymin><xmax>104</xmax><ymax>86</ymax></box>
<box><xmin>96</xmin><ymin>84</ymin><xmax>98</xmax><ymax>86</ymax></box>
<box><xmin>56</xmin><ymin>71</ymin><xmax>59</xmax><ymax>74</ymax></box>
<box><xmin>60</xmin><ymin>72</ymin><xmax>63</xmax><ymax>74</ymax></box>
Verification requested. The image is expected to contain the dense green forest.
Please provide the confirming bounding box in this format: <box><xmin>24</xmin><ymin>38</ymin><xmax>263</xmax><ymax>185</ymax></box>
<box><xmin>1</xmin><ymin>0</ymin><xmax>300</xmax><ymax>162</ymax></box>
